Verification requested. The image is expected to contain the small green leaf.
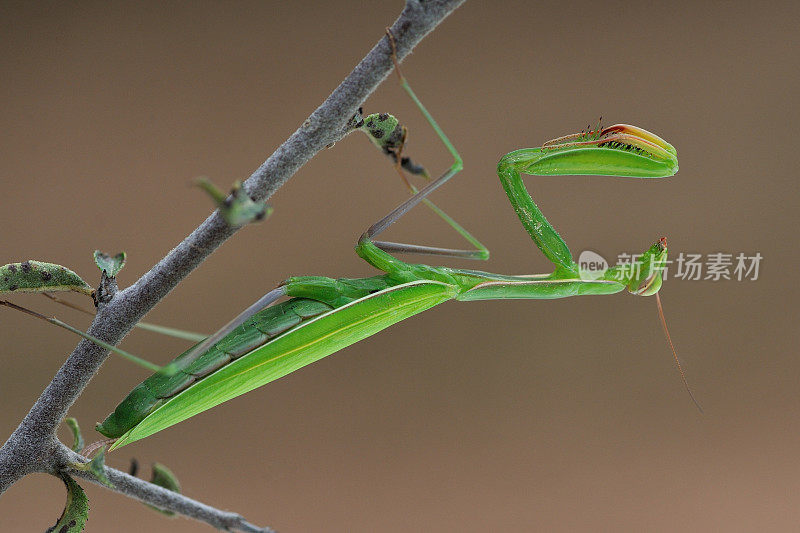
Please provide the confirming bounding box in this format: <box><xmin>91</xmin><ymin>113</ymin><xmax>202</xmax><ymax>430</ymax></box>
<box><xmin>150</xmin><ymin>463</ymin><xmax>180</xmax><ymax>492</ymax></box>
<box><xmin>65</xmin><ymin>418</ymin><xmax>84</xmax><ymax>453</ymax></box>
<box><xmin>92</xmin><ymin>251</ymin><xmax>126</xmax><ymax>277</ymax></box>
<box><xmin>68</xmin><ymin>445</ymin><xmax>112</xmax><ymax>489</ymax></box>
<box><xmin>87</xmin><ymin>447</ymin><xmax>112</xmax><ymax>488</ymax></box>
<box><xmin>66</xmin><ymin>446</ymin><xmax>114</xmax><ymax>489</ymax></box>
<box><xmin>146</xmin><ymin>463</ymin><xmax>181</xmax><ymax>516</ymax></box>
<box><xmin>45</xmin><ymin>474</ymin><xmax>89</xmax><ymax>533</ymax></box>
<box><xmin>0</xmin><ymin>261</ymin><xmax>93</xmax><ymax>296</ymax></box>
<box><xmin>196</xmin><ymin>177</ymin><xmax>272</xmax><ymax>226</ymax></box>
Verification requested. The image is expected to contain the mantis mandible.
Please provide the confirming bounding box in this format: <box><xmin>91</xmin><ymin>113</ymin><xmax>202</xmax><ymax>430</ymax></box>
<box><xmin>97</xmin><ymin>33</ymin><xmax>690</xmax><ymax>450</ymax></box>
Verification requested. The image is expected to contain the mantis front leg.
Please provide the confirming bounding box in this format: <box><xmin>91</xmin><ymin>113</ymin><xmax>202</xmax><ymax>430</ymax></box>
<box><xmin>496</xmin><ymin>125</ymin><xmax>678</xmax><ymax>275</ymax></box>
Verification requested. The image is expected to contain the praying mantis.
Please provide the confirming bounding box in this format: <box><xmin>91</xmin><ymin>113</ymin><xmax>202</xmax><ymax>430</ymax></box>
<box><xmin>95</xmin><ymin>35</ymin><xmax>689</xmax><ymax>450</ymax></box>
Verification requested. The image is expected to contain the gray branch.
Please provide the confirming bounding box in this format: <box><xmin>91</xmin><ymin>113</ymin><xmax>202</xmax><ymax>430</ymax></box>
<box><xmin>0</xmin><ymin>0</ymin><xmax>465</xmax><ymax>529</ymax></box>
<box><xmin>58</xmin><ymin>445</ymin><xmax>272</xmax><ymax>533</ymax></box>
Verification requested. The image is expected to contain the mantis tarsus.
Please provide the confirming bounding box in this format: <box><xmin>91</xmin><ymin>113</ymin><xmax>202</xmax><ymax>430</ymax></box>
<box><xmin>95</xmin><ymin>33</ymin><xmax>692</xmax><ymax>449</ymax></box>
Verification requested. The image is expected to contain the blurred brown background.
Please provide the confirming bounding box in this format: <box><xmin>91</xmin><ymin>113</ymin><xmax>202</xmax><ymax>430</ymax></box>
<box><xmin>1</xmin><ymin>1</ymin><xmax>797</xmax><ymax>531</ymax></box>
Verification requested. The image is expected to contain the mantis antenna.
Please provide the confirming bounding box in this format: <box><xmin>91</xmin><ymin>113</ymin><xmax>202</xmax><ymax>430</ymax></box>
<box><xmin>656</xmin><ymin>292</ymin><xmax>703</xmax><ymax>413</ymax></box>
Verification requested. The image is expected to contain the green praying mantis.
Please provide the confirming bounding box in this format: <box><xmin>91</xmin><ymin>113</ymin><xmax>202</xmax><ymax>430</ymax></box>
<box><xmin>88</xmin><ymin>35</ymin><xmax>695</xmax><ymax>451</ymax></box>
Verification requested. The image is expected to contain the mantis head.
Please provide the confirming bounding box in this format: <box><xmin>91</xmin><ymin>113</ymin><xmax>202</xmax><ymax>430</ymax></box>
<box><xmin>604</xmin><ymin>236</ymin><xmax>668</xmax><ymax>296</ymax></box>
